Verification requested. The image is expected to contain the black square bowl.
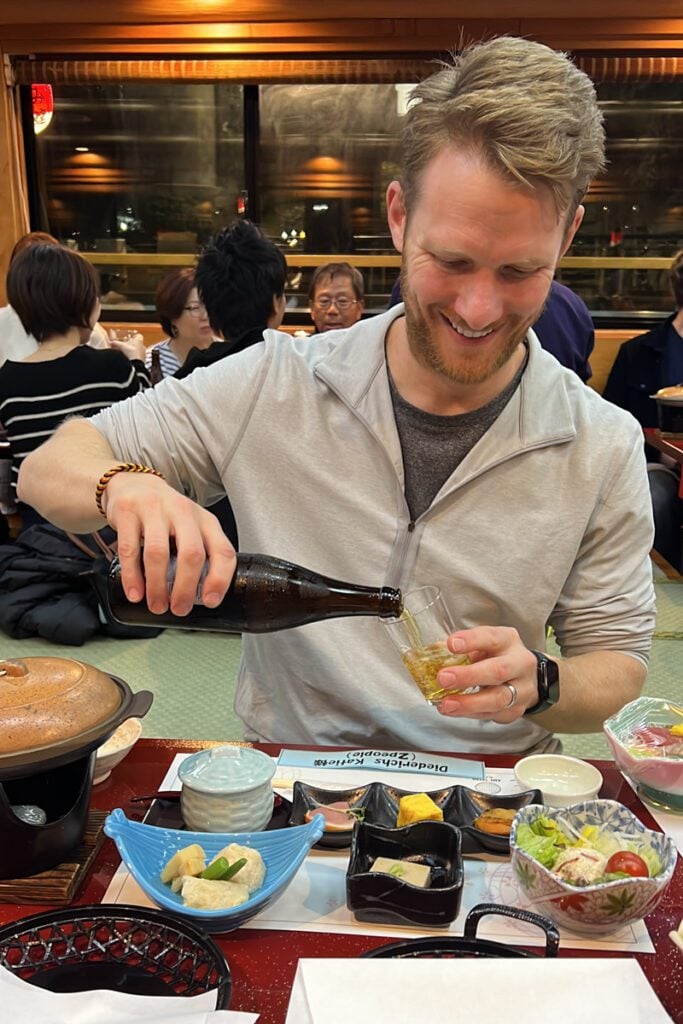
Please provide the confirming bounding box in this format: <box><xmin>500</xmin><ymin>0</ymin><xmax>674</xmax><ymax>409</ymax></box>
<box><xmin>346</xmin><ymin>820</ymin><xmax>463</xmax><ymax>928</ymax></box>
<box><xmin>288</xmin><ymin>781</ymin><xmax>374</xmax><ymax>849</ymax></box>
<box><xmin>454</xmin><ymin>787</ymin><xmax>543</xmax><ymax>855</ymax></box>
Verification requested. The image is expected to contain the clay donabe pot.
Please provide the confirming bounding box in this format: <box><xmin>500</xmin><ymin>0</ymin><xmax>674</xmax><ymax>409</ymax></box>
<box><xmin>652</xmin><ymin>386</ymin><xmax>683</xmax><ymax>437</ymax></box>
<box><xmin>0</xmin><ymin>657</ymin><xmax>152</xmax><ymax>879</ymax></box>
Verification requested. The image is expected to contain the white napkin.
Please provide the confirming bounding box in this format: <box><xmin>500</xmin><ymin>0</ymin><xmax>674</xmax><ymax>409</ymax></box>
<box><xmin>0</xmin><ymin>964</ymin><xmax>258</xmax><ymax>1023</ymax></box>
<box><xmin>285</xmin><ymin>957</ymin><xmax>670</xmax><ymax>1024</ymax></box>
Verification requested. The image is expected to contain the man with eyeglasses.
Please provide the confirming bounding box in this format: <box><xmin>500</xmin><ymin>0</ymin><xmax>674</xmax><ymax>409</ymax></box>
<box><xmin>19</xmin><ymin>37</ymin><xmax>654</xmax><ymax>756</ymax></box>
<box><xmin>308</xmin><ymin>262</ymin><xmax>365</xmax><ymax>334</ymax></box>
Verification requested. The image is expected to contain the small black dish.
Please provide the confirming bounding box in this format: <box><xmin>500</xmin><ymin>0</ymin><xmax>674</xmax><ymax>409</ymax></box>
<box><xmin>288</xmin><ymin>782</ymin><xmax>373</xmax><ymax>849</ymax></box>
<box><xmin>346</xmin><ymin>820</ymin><xmax>463</xmax><ymax>928</ymax></box>
<box><xmin>143</xmin><ymin>792</ymin><xmax>293</xmax><ymax>832</ymax></box>
<box><xmin>362</xmin><ymin>783</ymin><xmax>459</xmax><ymax>832</ymax></box>
<box><xmin>455</xmin><ymin>787</ymin><xmax>544</xmax><ymax>855</ymax></box>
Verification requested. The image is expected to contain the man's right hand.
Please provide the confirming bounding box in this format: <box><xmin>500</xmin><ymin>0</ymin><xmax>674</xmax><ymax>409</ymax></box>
<box><xmin>104</xmin><ymin>471</ymin><xmax>237</xmax><ymax>616</ymax></box>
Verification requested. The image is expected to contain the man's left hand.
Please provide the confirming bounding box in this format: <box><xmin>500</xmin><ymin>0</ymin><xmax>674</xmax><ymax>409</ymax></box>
<box><xmin>435</xmin><ymin>626</ymin><xmax>539</xmax><ymax>723</ymax></box>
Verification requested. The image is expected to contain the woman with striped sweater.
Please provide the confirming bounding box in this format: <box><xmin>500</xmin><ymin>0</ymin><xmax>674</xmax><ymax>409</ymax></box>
<box><xmin>0</xmin><ymin>243</ymin><xmax>149</xmax><ymax>527</ymax></box>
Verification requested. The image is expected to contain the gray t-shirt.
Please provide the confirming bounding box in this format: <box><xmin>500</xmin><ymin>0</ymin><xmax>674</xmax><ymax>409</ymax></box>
<box><xmin>389</xmin><ymin>355</ymin><xmax>527</xmax><ymax>519</ymax></box>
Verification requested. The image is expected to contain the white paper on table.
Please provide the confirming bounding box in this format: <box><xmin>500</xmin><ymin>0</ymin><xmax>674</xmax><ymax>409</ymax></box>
<box><xmin>0</xmin><ymin>964</ymin><xmax>259</xmax><ymax>1024</ymax></box>
<box><xmin>284</xmin><ymin>958</ymin><xmax>670</xmax><ymax>1024</ymax></box>
<box><xmin>103</xmin><ymin>754</ymin><xmax>655</xmax><ymax>955</ymax></box>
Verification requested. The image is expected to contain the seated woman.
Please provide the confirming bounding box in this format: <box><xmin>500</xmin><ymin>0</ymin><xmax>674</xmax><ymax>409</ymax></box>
<box><xmin>0</xmin><ymin>231</ymin><xmax>109</xmax><ymax>368</ymax></box>
<box><xmin>0</xmin><ymin>243</ymin><xmax>149</xmax><ymax>527</ymax></box>
<box><xmin>146</xmin><ymin>267</ymin><xmax>217</xmax><ymax>378</ymax></box>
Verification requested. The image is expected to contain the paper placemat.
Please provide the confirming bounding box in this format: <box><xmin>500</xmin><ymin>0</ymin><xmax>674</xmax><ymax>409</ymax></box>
<box><xmin>284</xmin><ymin>959</ymin><xmax>670</xmax><ymax>1024</ymax></box>
<box><xmin>102</xmin><ymin>754</ymin><xmax>655</xmax><ymax>955</ymax></box>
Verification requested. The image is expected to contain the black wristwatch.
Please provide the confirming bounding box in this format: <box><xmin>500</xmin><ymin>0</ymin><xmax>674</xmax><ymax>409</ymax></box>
<box><xmin>524</xmin><ymin>650</ymin><xmax>560</xmax><ymax>715</ymax></box>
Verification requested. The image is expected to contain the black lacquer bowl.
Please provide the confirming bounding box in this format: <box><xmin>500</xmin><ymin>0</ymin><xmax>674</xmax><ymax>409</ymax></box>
<box><xmin>346</xmin><ymin>820</ymin><xmax>463</xmax><ymax>928</ymax></box>
<box><xmin>290</xmin><ymin>781</ymin><xmax>542</xmax><ymax>854</ymax></box>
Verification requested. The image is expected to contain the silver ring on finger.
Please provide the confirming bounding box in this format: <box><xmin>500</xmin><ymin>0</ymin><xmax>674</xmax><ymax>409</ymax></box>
<box><xmin>503</xmin><ymin>683</ymin><xmax>518</xmax><ymax>709</ymax></box>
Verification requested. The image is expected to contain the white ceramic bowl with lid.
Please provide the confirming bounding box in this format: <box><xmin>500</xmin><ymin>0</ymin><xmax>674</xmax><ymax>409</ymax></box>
<box><xmin>179</xmin><ymin>744</ymin><xmax>276</xmax><ymax>832</ymax></box>
<box><xmin>514</xmin><ymin>753</ymin><xmax>603</xmax><ymax>808</ymax></box>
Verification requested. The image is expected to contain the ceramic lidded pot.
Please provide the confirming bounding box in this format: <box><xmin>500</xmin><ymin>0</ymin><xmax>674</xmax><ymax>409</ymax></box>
<box><xmin>0</xmin><ymin>657</ymin><xmax>152</xmax><ymax>879</ymax></box>
<box><xmin>179</xmin><ymin>745</ymin><xmax>276</xmax><ymax>832</ymax></box>
<box><xmin>652</xmin><ymin>385</ymin><xmax>683</xmax><ymax>436</ymax></box>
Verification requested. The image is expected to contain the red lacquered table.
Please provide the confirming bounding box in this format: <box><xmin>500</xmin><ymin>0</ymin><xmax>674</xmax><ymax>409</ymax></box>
<box><xmin>0</xmin><ymin>739</ymin><xmax>681</xmax><ymax>1023</ymax></box>
<box><xmin>645</xmin><ymin>429</ymin><xmax>683</xmax><ymax>499</ymax></box>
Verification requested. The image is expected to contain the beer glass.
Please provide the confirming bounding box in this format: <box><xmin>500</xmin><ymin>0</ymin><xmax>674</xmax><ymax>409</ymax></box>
<box><xmin>382</xmin><ymin>585</ymin><xmax>469</xmax><ymax>704</ymax></box>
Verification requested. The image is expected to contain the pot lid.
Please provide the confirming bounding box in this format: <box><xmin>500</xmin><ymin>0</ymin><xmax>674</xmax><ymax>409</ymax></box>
<box><xmin>178</xmin><ymin>745</ymin><xmax>276</xmax><ymax>795</ymax></box>
<box><xmin>0</xmin><ymin>657</ymin><xmax>122</xmax><ymax>756</ymax></box>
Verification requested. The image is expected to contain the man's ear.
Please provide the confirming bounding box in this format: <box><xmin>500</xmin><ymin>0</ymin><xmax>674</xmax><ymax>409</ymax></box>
<box><xmin>560</xmin><ymin>204</ymin><xmax>585</xmax><ymax>257</ymax></box>
<box><xmin>386</xmin><ymin>180</ymin><xmax>407</xmax><ymax>254</ymax></box>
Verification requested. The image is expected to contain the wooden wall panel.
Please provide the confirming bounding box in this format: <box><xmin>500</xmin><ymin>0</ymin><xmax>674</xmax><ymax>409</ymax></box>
<box><xmin>0</xmin><ymin>48</ymin><xmax>29</xmax><ymax>304</ymax></box>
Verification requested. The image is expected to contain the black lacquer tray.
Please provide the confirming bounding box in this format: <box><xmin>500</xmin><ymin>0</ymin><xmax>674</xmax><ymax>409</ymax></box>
<box><xmin>289</xmin><ymin>781</ymin><xmax>543</xmax><ymax>853</ymax></box>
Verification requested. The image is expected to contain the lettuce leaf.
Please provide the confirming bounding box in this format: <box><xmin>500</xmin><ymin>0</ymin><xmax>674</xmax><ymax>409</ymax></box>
<box><xmin>516</xmin><ymin>823</ymin><xmax>565</xmax><ymax>869</ymax></box>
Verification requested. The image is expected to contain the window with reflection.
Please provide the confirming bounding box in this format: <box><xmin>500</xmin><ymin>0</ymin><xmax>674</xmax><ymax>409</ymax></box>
<box><xmin>24</xmin><ymin>76</ymin><xmax>683</xmax><ymax>318</ymax></box>
<box><xmin>32</xmin><ymin>83</ymin><xmax>244</xmax><ymax>310</ymax></box>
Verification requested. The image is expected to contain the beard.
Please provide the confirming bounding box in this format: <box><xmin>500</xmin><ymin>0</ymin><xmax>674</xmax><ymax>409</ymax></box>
<box><xmin>401</xmin><ymin>274</ymin><xmax>535</xmax><ymax>387</ymax></box>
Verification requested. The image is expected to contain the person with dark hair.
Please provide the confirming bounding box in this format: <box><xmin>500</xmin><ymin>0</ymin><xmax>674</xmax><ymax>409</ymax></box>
<box><xmin>309</xmin><ymin>261</ymin><xmax>365</xmax><ymax>334</ymax></box>
<box><xmin>0</xmin><ymin>244</ymin><xmax>149</xmax><ymax>522</ymax></box>
<box><xmin>603</xmin><ymin>250</ymin><xmax>683</xmax><ymax>570</ymax></box>
<box><xmin>604</xmin><ymin>250</ymin><xmax>683</xmax><ymax>428</ymax></box>
<box><xmin>146</xmin><ymin>267</ymin><xmax>217</xmax><ymax>379</ymax></box>
<box><xmin>0</xmin><ymin>232</ymin><xmax>109</xmax><ymax>366</ymax></box>
<box><xmin>20</xmin><ymin>38</ymin><xmax>654</xmax><ymax>754</ymax></box>
<box><xmin>175</xmin><ymin>220</ymin><xmax>287</xmax><ymax>379</ymax></box>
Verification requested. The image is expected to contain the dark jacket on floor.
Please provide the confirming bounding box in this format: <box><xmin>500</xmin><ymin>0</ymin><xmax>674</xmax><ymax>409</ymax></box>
<box><xmin>0</xmin><ymin>524</ymin><xmax>161</xmax><ymax>645</ymax></box>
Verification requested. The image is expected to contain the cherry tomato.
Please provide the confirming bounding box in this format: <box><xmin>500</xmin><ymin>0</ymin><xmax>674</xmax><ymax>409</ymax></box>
<box><xmin>605</xmin><ymin>851</ymin><xmax>649</xmax><ymax>877</ymax></box>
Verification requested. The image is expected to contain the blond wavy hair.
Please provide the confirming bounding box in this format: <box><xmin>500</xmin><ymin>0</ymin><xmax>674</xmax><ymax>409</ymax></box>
<box><xmin>401</xmin><ymin>36</ymin><xmax>605</xmax><ymax>224</ymax></box>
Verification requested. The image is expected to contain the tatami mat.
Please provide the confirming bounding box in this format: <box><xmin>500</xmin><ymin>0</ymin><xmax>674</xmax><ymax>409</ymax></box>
<box><xmin>1</xmin><ymin>571</ymin><xmax>680</xmax><ymax>758</ymax></box>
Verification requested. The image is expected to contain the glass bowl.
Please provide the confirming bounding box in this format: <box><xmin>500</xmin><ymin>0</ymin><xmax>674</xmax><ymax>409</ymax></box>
<box><xmin>104</xmin><ymin>808</ymin><xmax>324</xmax><ymax>933</ymax></box>
<box><xmin>509</xmin><ymin>799</ymin><xmax>676</xmax><ymax>935</ymax></box>
<box><xmin>604</xmin><ymin>696</ymin><xmax>683</xmax><ymax>812</ymax></box>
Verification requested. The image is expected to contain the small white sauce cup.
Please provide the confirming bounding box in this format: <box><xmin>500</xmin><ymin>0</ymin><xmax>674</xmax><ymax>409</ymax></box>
<box><xmin>514</xmin><ymin>753</ymin><xmax>603</xmax><ymax>808</ymax></box>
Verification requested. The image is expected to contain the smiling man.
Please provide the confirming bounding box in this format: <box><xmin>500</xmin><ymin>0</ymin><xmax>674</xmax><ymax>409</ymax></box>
<box><xmin>19</xmin><ymin>37</ymin><xmax>655</xmax><ymax>754</ymax></box>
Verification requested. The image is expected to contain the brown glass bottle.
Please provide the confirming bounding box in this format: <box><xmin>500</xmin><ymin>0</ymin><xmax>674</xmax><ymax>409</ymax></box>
<box><xmin>149</xmin><ymin>347</ymin><xmax>163</xmax><ymax>386</ymax></box>
<box><xmin>102</xmin><ymin>552</ymin><xmax>402</xmax><ymax>633</ymax></box>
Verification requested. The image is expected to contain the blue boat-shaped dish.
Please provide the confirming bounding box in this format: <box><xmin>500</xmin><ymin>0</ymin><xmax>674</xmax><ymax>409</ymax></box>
<box><xmin>104</xmin><ymin>808</ymin><xmax>324</xmax><ymax>933</ymax></box>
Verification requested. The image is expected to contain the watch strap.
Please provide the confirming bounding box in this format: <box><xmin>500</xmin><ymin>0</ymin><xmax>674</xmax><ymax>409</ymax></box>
<box><xmin>524</xmin><ymin>649</ymin><xmax>560</xmax><ymax>716</ymax></box>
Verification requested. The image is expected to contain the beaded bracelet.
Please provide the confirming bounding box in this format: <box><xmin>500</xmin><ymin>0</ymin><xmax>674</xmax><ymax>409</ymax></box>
<box><xmin>95</xmin><ymin>462</ymin><xmax>165</xmax><ymax>518</ymax></box>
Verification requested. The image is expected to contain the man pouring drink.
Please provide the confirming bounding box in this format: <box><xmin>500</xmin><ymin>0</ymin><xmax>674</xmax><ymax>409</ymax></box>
<box><xmin>19</xmin><ymin>37</ymin><xmax>654</xmax><ymax>754</ymax></box>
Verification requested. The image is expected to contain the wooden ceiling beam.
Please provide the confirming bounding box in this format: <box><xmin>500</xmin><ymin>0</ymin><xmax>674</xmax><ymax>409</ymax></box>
<box><xmin>3</xmin><ymin>20</ymin><xmax>682</xmax><ymax>56</ymax></box>
<box><xmin>1</xmin><ymin>1</ymin><xmax>683</xmax><ymax>23</ymax></box>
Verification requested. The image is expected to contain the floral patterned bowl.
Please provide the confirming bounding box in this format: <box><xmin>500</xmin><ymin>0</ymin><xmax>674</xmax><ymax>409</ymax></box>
<box><xmin>509</xmin><ymin>799</ymin><xmax>676</xmax><ymax>935</ymax></box>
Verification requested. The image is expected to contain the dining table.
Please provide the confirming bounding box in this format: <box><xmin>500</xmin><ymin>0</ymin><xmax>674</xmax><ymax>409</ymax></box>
<box><xmin>0</xmin><ymin>738</ymin><xmax>681</xmax><ymax>1023</ymax></box>
<box><xmin>645</xmin><ymin>428</ymin><xmax>683</xmax><ymax>500</ymax></box>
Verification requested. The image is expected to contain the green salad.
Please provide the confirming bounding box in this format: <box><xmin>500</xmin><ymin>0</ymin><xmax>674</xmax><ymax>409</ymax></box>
<box><xmin>516</xmin><ymin>815</ymin><xmax>661</xmax><ymax>887</ymax></box>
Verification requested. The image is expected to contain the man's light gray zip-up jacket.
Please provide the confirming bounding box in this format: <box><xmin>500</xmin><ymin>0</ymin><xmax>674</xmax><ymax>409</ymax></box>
<box><xmin>93</xmin><ymin>304</ymin><xmax>655</xmax><ymax>753</ymax></box>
